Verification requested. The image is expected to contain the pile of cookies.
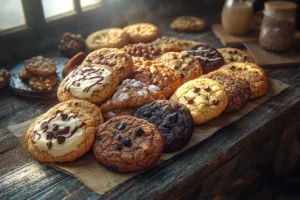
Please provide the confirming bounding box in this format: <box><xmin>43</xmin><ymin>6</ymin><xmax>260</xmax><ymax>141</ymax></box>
<box><xmin>25</xmin><ymin>23</ymin><xmax>268</xmax><ymax>173</ymax></box>
<box><xmin>18</xmin><ymin>56</ymin><xmax>59</xmax><ymax>90</ymax></box>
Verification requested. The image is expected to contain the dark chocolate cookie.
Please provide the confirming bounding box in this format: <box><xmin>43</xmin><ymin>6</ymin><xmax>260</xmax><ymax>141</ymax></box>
<box><xmin>183</xmin><ymin>44</ymin><xmax>224</xmax><ymax>74</ymax></box>
<box><xmin>134</xmin><ymin>100</ymin><xmax>194</xmax><ymax>153</ymax></box>
<box><xmin>59</xmin><ymin>32</ymin><xmax>86</xmax><ymax>58</ymax></box>
<box><xmin>93</xmin><ymin>115</ymin><xmax>164</xmax><ymax>173</ymax></box>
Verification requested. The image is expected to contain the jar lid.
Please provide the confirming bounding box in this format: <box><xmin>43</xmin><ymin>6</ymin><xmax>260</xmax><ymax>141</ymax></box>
<box><xmin>265</xmin><ymin>1</ymin><xmax>297</xmax><ymax>15</ymax></box>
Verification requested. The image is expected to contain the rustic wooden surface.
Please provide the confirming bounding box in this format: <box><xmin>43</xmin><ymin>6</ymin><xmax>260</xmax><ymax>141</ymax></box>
<box><xmin>1</xmin><ymin>9</ymin><xmax>300</xmax><ymax>200</ymax></box>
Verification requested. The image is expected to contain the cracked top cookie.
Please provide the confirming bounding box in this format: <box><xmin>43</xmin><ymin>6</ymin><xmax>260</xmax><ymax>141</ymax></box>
<box><xmin>156</xmin><ymin>52</ymin><xmax>203</xmax><ymax>83</ymax></box>
<box><xmin>170</xmin><ymin>77</ymin><xmax>228</xmax><ymax>124</ymax></box>
<box><xmin>170</xmin><ymin>16</ymin><xmax>206</xmax><ymax>32</ymax></box>
<box><xmin>100</xmin><ymin>79</ymin><xmax>165</xmax><ymax>112</ymax></box>
<box><xmin>220</xmin><ymin>62</ymin><xmax>268</xmax><ymax>99</ymax></box>
<box><xmin>123</xmin><ymin>23</ymin><xmax>160</xmax><ymax>43</ymax></box>
<box><xmin>93</xmin><ymin>115</ymin><xmax>164</xmax><ymax>173</ymax></box>
<box><xmin>57</xmin><ymin>64</ymin><xmax>119</xmax><ymax>104</ymax></box>
<box><xmin>132</xmin><ymin>60</ymin><xmax>182</xmax><ymax>98</ymax></box>
<box><xmin>183</xmin><ymin>44</ymin><xmax>224</xmax><ymax>74</ymax></box>
<box><xmin>25</xmin><ymin>99</ymin><xmax>103</xmax><ymax>163</ymax></box>
<box><xmin>86</xmin><ymin>28</ymin><xmax>130</xmax><ymax>51</ymax></box>
<box><xmin>134</xmin><ymin>100</ymin><xmax>194</xmax><ymax>153</ymax></box>
<box><xmin>151</xmin><ymin>36</ymin><xmax>197</xmax><ymax>52</ymax></box>
<box><xmin>25</xmin><ymin>56</ymin><xmax>57</xmax><ymax>77</ymax></box>
<box><xmin>82</xmin><ymin>48</ymin><xmax>133</xmax><ymax>81</ymax></box>
<box><xmin>0</xmin><ymin>68</ymin><xmax>10</xmax><ymax>89</ymax></box>
<box><xmin>217</xmin><ymin>48</ymin><xmax>254</xmax><ymax>64</ymax></box>
<box><xmin>203</xmin><ymin>70</ymin><xmax>250</xmax><ymax>113</ymax></box>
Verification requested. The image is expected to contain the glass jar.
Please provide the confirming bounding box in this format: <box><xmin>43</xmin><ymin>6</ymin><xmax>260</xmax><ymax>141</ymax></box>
<box><xmin>259</xmin><ymin>1</ymin><xmax>297</xmax><ymax>52</ymax></box>
<box><xmin>221</xmin><ymin>0</ymin><xmax>253</xmax><ymax>36</ymax></box>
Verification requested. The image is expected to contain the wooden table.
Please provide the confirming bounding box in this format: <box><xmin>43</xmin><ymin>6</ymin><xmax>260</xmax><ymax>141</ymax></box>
<box><xmin>1</xmin><ymin>15</ymin><xmax>300</xmax><ymax>200</ymax></box>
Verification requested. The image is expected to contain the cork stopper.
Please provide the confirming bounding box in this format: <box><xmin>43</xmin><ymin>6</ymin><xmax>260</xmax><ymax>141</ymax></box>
<box><xmin>265</xmin><ymin>1</ymin><xmax>297</xmax><ymax>15</ymax></box>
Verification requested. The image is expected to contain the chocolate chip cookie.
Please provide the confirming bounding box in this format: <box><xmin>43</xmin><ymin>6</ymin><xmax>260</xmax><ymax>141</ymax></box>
<box><xmin>0</xmin><ymin>68</ymin><xmax>10</xmax><ymax>89</ymax></box>
<box><xmin>122</xmin><ymin>43</ymin><xmax>162</xmax><ymax>59</ymax></box>
<box><xmin>151</xmin><ymin>36</ymin><xmax>198</xmax><ymax>52</ymax></box>
<box><xmin>93</xmin><ymin>115</ymin><xmax>164</xmax><ymax>173</ymax></box>
<box><xmin>220</xmin><ymin>62</ymin><xmax>268</xmax><ymax>99</ymax></box>
<box><xmin>203</xmin><ymin>70</ymin><xmax>250</xmax><ymax>113</ymax></box>
<box><xmin>183</xmin><ymin>44</ymin><xmax>224</xmax><ymax>74</ymax></box>
<box><xmin>170</xmin><ymin>16</ymin><xmax>207</xmax><ymax>32</ymax></box>
<box><xmin>156</xmin><ymin>52</ymin><xmax>203</xmax><ymax>83</ymax></box>
<box><xmin>29</xmin><ymin>75</ymin><xmax>59</xmax><ymax>91</ymax></box>
<box><xmin>134</xmin><ymin>100</ymin><xmax>194</xmax><ymax>153</ymax></box>
<box><xmin>59</xmin><ymin>32</ymin><xmax>86</xmax><ymax>58</ymax></box>
<box><xmin>62</xmin><ymin>52</ymin><xmax>86</xmax><ymax>78</ymax></box>
<box><xmin>82</xmin><ymin>48</ymin><xmax>133</xmax><ymax>81</ymax></box>
<box><xmin>102</xmin><ymin>107</ymin><xmax>137</xmax><ymax>121</ymax></box>
<box><xmin>170</xmin><ymin>77</ymin><xmax>228</xmax><ymax>124</ymax></box>
<box><xmin>123</xmin><ymin>23</ymin><xmax>160</xmax><ymax>43</ymax></box>
<box><xmin>217</xmin><ymin>48</ymin><xmax>254</xmax><ymax>64</ymax></box>
<box><xmin>86</xmin><ymin>28</ymin><xmax>130</xmax><ymax>51</ymax></box>
<box><xmin>25</xmin><ymin>56</ymin><xmax>57</xmax><ymax>77</ymax></box>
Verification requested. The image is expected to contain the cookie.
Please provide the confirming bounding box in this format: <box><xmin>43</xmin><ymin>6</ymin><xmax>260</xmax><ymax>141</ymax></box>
<box><xmin>132</xmin><ymin>60</ymin><xmax>182</xmax><ymax>98</ymax></box>
<box><xmin>25</xmin><ymin>99</ymin><xmax>103</xmax><ymax>163</ymax></box>
<box><xmin>217</xmin><ymin>48</ymin><xmax>254</xmax><ymax>64</ymax></box>
<box><xmin>59</xmin><ymin>32</ymin><xmax>86</xmax><ymax>58</ymax></box>
<box><xmin>183</xmin><ymin>44</ymin><xmax>224</xmax><ymax>74</ymax></box>
<box><xmin>29</xmin><ymin>75</ymin><xmax>58</xmax><ymax>91</ymax></box>
<box><xmin>86</xmin><ymin>28</ymin><xmax>130</xmax><ymax>51</ymax></box>
<box><xmin>220</xmin><ymin>63</ymin><xmax>268</xmax><ymax>100</ymax></box>
<box><xmin>134</xmin><ymin>100</ymin><xmax>194</xmax><ymax>152</ymax></box>
<box><xmin>123</xmin><ymin>23</ymin><xmax>159</xmax><ymax>43</ymax></box>
<box><xmin>19</xmin><ymin>69</ymin><xmax>32</xmax><ymax>79</ymax></box>
<box><xmin>122</xmin><ymin>43</ymin><xmax>162</xmax><ymax>60</ymax></box>
<box><xmin>170</xmin><ymin>78</ymin><xmax>228</xmax><ymax>124</ymax></box>
<box><xmin>82</xmin><ymin>48</ymin><xmax>133</xmax><ymax>81</ymax></box>
<box><xmin>93</xmin><ymin>115</ymin><xmax>164</xmax><ymax>173</ymax></box>
<box><xmin>25</xmin><ymin>56</ymin><xmax>57</xmax><ymax>77</ymax></box>
<box><xmin>170</xmin><ymin>16</ymin><xmax>206</xmax><ymax>32</ymax></box>
<box><xmin>0</xmin><ymin>68</ymin><xmax>10</xmax><ymax>89</ymax></box>
<box><xmin>57</xmin><ymin>64</ymin><xmax>119</xmax><ymax>104</ymax></box>
<box><xmin>102</xmin><ymin>107</ymin><xmax>137</xmax><ymax>121</ymax></box>
<box><xmin>62</xmin><ymin>52</ymin><xmax>86</xmax><ymax>78</ymax></box>
<box><xmin>156</xmin><ymin>52</ymin><xmax>203</xmax><ymax>83</ymax></box>
<box><xmin>151</xmin><ymin>36</ymin><xmax>198</xmax><ymax>52</ymax></box>
<box><xmin>100</xmin><ymin>79</ymin><xmax>165</xmax><ymax>112</ymax></box>
<box><xmin>203</xmin><ymin>70</ymin><xmax>250</xmax><ymax>113</ymax></box>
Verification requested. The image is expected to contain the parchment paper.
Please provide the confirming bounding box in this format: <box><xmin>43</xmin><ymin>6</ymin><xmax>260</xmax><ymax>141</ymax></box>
<box><xmin>8</xmin><ymin>78</ymin><xmax>288</xmax><ymax>195</ymax></box>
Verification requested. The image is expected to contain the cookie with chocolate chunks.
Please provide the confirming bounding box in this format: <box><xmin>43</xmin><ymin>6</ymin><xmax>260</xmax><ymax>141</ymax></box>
<box><xmin>25</xmin><ymin>99</ymin><xmax>103</xmax><ymax>163</ymax></box>
<box><xmin>183</xmin><ymin>44</ymin><xmax>224</xmax><ymax>74</ymax></box>
<box><xmin>134</xmin><ymin>100</ymin><xmax>194</xmax><ymax>152</ymax></box>
<box><xmin>25</xmin><ymin>56</ymin><xmax>57</xmax><ymax>77</ymax></box>
<box><xmin>59</xmin><ymin>32</ymin><xmax>86</xmax><ymax>58</ymax></box>
<box><xmin>93</xmin><ymin>115</ymin><xmax>164</xmax><ymax>173</ymax></box>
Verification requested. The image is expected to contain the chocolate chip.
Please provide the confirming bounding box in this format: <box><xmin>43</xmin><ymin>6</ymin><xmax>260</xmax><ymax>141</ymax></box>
<box><xmin>57</xmin><ymin>136</ymin><xmax>66</xmax><ymax>144</ymax></box>
<box><xmin>204</xmin><ymin>85</ymin><xmax>211</xmax><ymax>92</ymax></box>
<box><xmin>62</xmin><ymin>126</ymin><xmax>70</xmax><ymax>134</ymax></box>
<box><xmin>52</xmin><ymin>124</ymin><xmax>59</xmax><ymax>131</ymax></box>
<box><xmin>47</xmin><ymin>141</ymin><xmax>52</xmax><ymax>149</ymax></box>
<box><xmin>114</xmin><ymin>134</ymin><xmax>122</xmax><ymax>141</ymax></box>
<box><xmin>212</xmin><ymin>99</ymin><xmax>219</xmax><ymax>105</ymax></box>
<box><xmin>110</xmin><ymin>165</ymin><xmax>118</xmax><ymax>172</ymax></box>
<box><xmin>46</xmin><ymin>131</ymin><xmax>54</xmax><ymax>140</ymax></box>
<box><xmin>229</xmin><ymin>57</ymin><xmax>234</xmax><ymax>62</ymax></box>
<box><xmin>56</xmin><ymin>110</ymin><xmax>63</xmax><ymax>114</ymax></box>
<box><xmin>40</xmin><ymin>121</ymin><xmax>49</xmax><ymax>130</ymax></box>
<box><xmin>136</xmin><ymin>128</ymin><xmax>144</xmax><ymax>136</ymax></box>
<box><xmin>60</xmin><ymin>113</ymin><xmax>68</xmax><ymax>121</ymax></box>
<box><xmin>96</xmin><ymin>135</ymin><xmax>102</xmax><ymax>141</ymax></box>
<box><xmin>123</xmin><ymin>138</ymin><xmax>132</xmax><ymax>147</ymax></box>
<box><xmin>169</xmin><ymin>113</ymin><xmax>178</xmax><ymax>123</ymax></box>
<box><xmin>112</xmin><ymin>143</ymin><xmax>123</xmax><ymax>151</ymax></box>
<box><xmin>174</xmin><ymin>64</ymin><xmax>179</xmax><ymax>69</ymax></box>
<box><xmin>143</xmin><ymin>111</ymin><xmax>151</xmax><ymax>117</ymax></box>
<box><xmin>193</xmin><ymin>87</ymin><xmax>200</xmax><ymax>93</ymax></box>
<box><xmin>117</xmin><ymin>123</ymin><xmax>126</xmax><ymax>130</ymax></box>
<box><xmin>187</xmin><ymin>99</ymin><xmax>194</xmax><ymax>104</ymax></box>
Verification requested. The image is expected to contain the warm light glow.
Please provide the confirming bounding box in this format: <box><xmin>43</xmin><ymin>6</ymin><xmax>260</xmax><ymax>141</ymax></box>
<box><xmin>80</xmin><ymin>0</ymin><xmax>102</xmax><ymax>8</ymax></box>
<box><xmin>42</xmin><ymin>0</ymin><xmax>74</xmax><ymax>19</ymax></box>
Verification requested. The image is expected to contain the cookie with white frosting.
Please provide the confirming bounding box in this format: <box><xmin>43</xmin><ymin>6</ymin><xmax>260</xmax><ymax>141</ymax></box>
<box><xmin>57</xmin><ymin>64</ymin><xmax>119</xmax><ymax>104</ymax></box>
<box><xmin>25</xmin><ymin>99</ymin><xmax>103</xmax><ymax>162</ymax></box>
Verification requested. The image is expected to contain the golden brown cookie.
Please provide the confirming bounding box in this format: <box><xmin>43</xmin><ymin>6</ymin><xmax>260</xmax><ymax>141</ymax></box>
<box><xmin>132</xmin><ymin>60</ymin><xmax>182</xmax><ymax>98</ymax></box>
<box><xmin>102</xmin><ymin>107</ymin><xmax>137</xmax><ymax>121</ymax></box>
<box><xmin>86</xmin><ymin>28</ymin><xmax>130</xmax><ymax>51</ymax></box>
<box><xmin>100</xmin><ymin>79</ymin><xmax>165</xmax><ymax>112</ymax></box>
<box><xmin>203</xmin><ymin>70</ymin><xmax>250</xmax><ymax>113</ymax></box>
<box><xmin>25</xmin><ymin>56</ymin><xmax>57</xmax><ymax>77</ymax></box>
<box><xmin>217</xmin><ymin>48</ymin><xmax>254</xmax><ymax>64</ymax></box>
<box><xmin>0</xmin><ymin>68</ymin><xmax>10</xmax><ymax>89</ymax></box>
<box><xmin>93</xmin><ymin>115</ymin><xmax>164</xmax><ymax>173</ymax></box>
<box><xmin>25</xmin><ymin>99</ymin><xmax>103</xmax><ymax>163</ymax></box>
<box><xmin>156</xmin><ymin>52</ymin><xmax>203</xmax><ymax>83</ymax></box>
<box><xmin>170</xmin><ymin>77</ymin><xmax>228</xmax><ymax>124</ymax></box>
<box><xmin>62</xmin><ymin>52</ymin><xmax>86</xmax><ymax>78</ymax></box>
<box><xmin>220</xmin><ymin>62</ymin><xmax>268</xmax><ymax>99</ymax></box>
<box><xmin>122</xmin><ymin>43</ymin><xmax>162</xmax><ymax>59</ymax></box>
<box><xmin>151</xmin><ymin>36</ymin><xmax>198</xmax><ymax>52</ymax></box>
<box><xmin>57</xmin><ymin>64</ymin><xmax>119</xmax><ymax>104</ymax></box>
<box><xmin>29</xmin><ymin>75</ymin><xmax>58</xmax><ymax>91</ymax></box>
<box><xmin>123</xmin><ymin>23</ymin><xmax>160</xmax><ymax>43</ymax></box>
<box><xmin>170</xmin><ymin>16</ymin><xmax>207</xmax><ymax>32</ymax></box>
<box><xmin>82</xmin><ymin>48</ymin><xmax>133</xmax><ymax>81</ymax></box>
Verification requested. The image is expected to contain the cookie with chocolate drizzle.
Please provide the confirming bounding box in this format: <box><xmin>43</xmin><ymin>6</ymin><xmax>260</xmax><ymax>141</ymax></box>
<box><xmin>25</xmin><ymin>99</ymin><xmax>103</xmax><ymax>162</ymax></box>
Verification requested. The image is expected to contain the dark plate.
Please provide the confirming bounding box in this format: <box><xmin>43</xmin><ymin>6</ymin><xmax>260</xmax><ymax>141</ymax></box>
<box><xmin>9</xmin><ymin>57</ymin><xmax>69</xmax><ymax>99</ymax></box>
